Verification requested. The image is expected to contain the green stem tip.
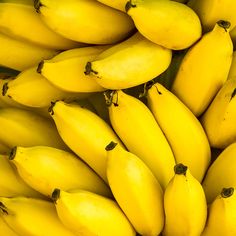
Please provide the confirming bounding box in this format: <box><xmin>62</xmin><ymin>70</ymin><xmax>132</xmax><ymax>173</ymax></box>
<box><xmin>217</xmin><ymin>20</ymin><xmax>231</xmax><ymax>31</ymax></box>
<box><xmin>51</xmin><ymin>188</ymin><xmax>61</xmax><ymax>203</ymax></box>
<box><xmin>105</xmin><ymin>141</ymin><xmax>118</xmax><ymax>151</ymax></box>
<box><xmin>9</xmin><ymin>146</ymin><xmax>17</xmax><ymax>161</ymax></box>
<box><xmin>221</xmin><ymin>187</ymin><xmax>234</xmax><ymax>198</ymax></box>
<box><xmin>174</xmin><ymin>163</ymin><xmax>188</xmax><ymax>175</ymax></box>
<box><xmin>2</xmin><ymin>82</ymin><xmax>8</xmax><ymax>96</ymax></box>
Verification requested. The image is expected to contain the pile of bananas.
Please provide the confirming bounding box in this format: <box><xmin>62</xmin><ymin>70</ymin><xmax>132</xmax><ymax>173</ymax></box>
<box><xmin>1</xmin><ymin>0</ymin><xmax>236</xmax><ymax>235</ymax></box>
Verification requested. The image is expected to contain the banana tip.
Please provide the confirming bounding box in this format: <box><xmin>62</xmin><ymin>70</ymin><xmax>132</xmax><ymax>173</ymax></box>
<box><xmin>2</xmin><ymin>82</ymin><xmax>8</xmax><ymax>96</ymax></box>
<box><xmin>48</xmin><ymin>101</ymin><xmax>58</xmax><ymax>116</ymax></box>
<box><xmin>217</xmin><ymin>20</ymin><xmax>231</xmax><ymax>31</ymax></box>
<box><xmin>37</xmin><ymin>61</ymin><xmax>44</xmax><ymax>74</ymax></box>
<box><xmin>221</xmin><ymin>187</ymin><xmax>234</xmax><ymax>198</ymax></box>
<box><xmin>51</xmin><ymin>188</ymin><xmax>61</xmax><ymax>202</ymax></box>
<box><xmin>34</xmin><ymin>0</ymin><xmax>43</xmax><ymax>13</ymax></box>
<box><xmin>105</xmin><ymin>141</ymin><xmax>118</xmax><ymax>151</ymax></box>
<box><xmin>125</xmin><ymin>1</ymin><xmax>136</xmax><ymax>13</ymax></box>
<box><xmin>9</xmin><ymin>147</ymin><xmax>17</xmax><ymax>161</ymax></box>
<box><xmin>84</xmin><ymin>62</ymin><xmax>98</xmax><ymax>76</ymax></box>
<box><xmin>174</xmin><ymin>163</ymin><xmax>188</xmax><ymax>175</ymax></box>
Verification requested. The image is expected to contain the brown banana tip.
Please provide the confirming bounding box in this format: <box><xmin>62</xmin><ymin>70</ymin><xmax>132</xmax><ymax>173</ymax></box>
<box><xmin>34</xmin><ymin>0</ymin><xmax>44</xmax><ymax>13</ymax></box>
<box><xmin>84</xmin><ymin>62</ymin><xmax>98</xmax><ymax>76</ymax></box>
<box><xmin>51</xmin><ymin>188</ymin><xmax>61</xmax><ymax>202</ymax></box>
<box><xmin>174</xmin><ymin>163</ymin><xmax>188</xmax><ymax>175</ymax></box>
<box><xmin>37</xmin><ymin>60</ymin><xmax>44</xmax><ymax>74</ymax></box>
<box><xmin>230</xmin><ymin>88</ymin><xmax>236</xmax><ymax>100</ymax></box>
<box><xmin>9</xmin><ymin>146</ymin><xmax>17</xmax><ymax>161</ymax></box>
<box><xmin>139</xmin><ymin>80</ymin><xmax>155</xmax><ymax>98</ymax></box>
<box><xmin>105</xmin><ymin>141</ymin><xmax>118</xmax><ymax>151</ymax></box>
<box><xmin>48</xmin><ymin>100</ymin><xmax>58</xmax><ymax>116</ymax></box>
<box><xmin>2</xmin><ymin>82</ymin><xmax>8</xmax><ymax>96</ymax></box>
<box><xmin>221</xmin><ymin>187</ymin><xmax>234</xmax><ymax>198</ymax></box>
<box><xmin>217</xmin><ymin>20</ymin><xmax>231</xmax><ymax>31</ymax></box>
<box><xmin>0</xmin><ymin>202</ymin><xmax>8</xmax><ymax>215</ymax></box>
<box><xmin>125</xmin><ymin>1</ymin><xmax>136</xmax><ymax>13</ymax></box>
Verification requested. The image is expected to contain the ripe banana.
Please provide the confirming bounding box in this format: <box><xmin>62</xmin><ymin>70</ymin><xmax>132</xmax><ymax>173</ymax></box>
<box><xmin>34</xmin><ymin>0</ymin><xmax>135</xmax><ymax>45</ymax></box>
<box><xmin>0</xmin><ymin>142</ymin><xmax>10</xmax><ymax>154</ymax></box>
<box><xmin>0</xmin><ymin>32</ymin><xmax>58</xmax><ymax>71</ymax></box>
<box><xmin>201</xmin><ymin>187</ymin><xmax>236</xmax><ymax>236</ymax></box>
<box><xmin>96</xmin><ymin>0</ymin><xmax>128</xmax><ymax>12</ymax></box>
<box><xmin>0</xmin><ymin>196</ymin><xmax>77</xmax><ymax>236</ymax></box>
<box><xmin>2</xmin><ymin>66</ymin><xmax>88</xmax><ymax>108</ymax></box>
<box><xmin>228</xmin><ymin>50</ymin><xmax>236</xmax><ymax>79</ymax></box>
<box><xmin>0</xmin><ymin>107</ymin><xmax>68</xmax><ymax>150</ymax></box>
<box><xmin>147</xmin><ymin>82</ymin><xmax>211</xmax><ymax>182</ymax></box>
<box><xmin>48</xmin><ymin>100</ymin><xmax>124</xmax><ymax>182</ymax></box>
<box><xmin>2</xmin><ymin>0</ymin><xmax>32</xmax><ymax>5</ymax></box>
<box><xmin>200</xmin><ymin>77</ymin><xmax>236</xmax><ymax>149</ymax></box>
<box><xmin>52</xmin><ymin>189</ymin><xmax>136</xmax><ymax>236</ymax></box>
<box><xmin>163</xmin><ymin>163</ymin><xmax>207</xmax><ymax>236</ymax></box>
<box><xmin>38</xmin><ymin>46</ymin><xmax>109</xmax><ymax>93</ymax></box>
<box><xmin>126</xmin><ymin>0</ymin><xmax>202</xmax><ymax>50</ymax></box>
<box><xmin>189</xmin><ymin>0</ymin><xmax>236</xmax><ymax>32</ymax></box>
<box><xmin>8</xmin><ymin>145</ymin><xmax>112</xmax><ymax>198</ymax></box>
<box><xmin>0</xmin><ymin>2</ymin><xmax>80</xmax><ymax>50</ymax></box>
<box><xmin>171</xmin><ymin>20</ymin><xmax>233</xmax><ymax>117</ymax></box>
<box><xmin>230</xmin><ymin>26</ymin><xmax>236</xmax><ymax>48</ymax></box>
<box><xmin>0</xmin><ymin>217</ymin><xmax>18</xmax><ymax>236</ymax></box>
<box><xmin>85</xmin><ymin>33</ymin><xmax>172</xmax><ymax>90</ymax></box>
<box><xmin>0</xmin><ymin>154</ymin><xmax>44</xmax><ymax>199</ymax></box>
<box><xmin>106</xmin><ymin>141</ymin><xmax>164</xmax><ymax>236</ymax></box>
<box><xmin>202</xmin><ymin>142</ymin><xmax>236</xmax><ymax>203</ymax></box>
<box><xmin>105</xmin><ymin>90</ymin><xmax>175</xmax><ymax>189</ymax></box>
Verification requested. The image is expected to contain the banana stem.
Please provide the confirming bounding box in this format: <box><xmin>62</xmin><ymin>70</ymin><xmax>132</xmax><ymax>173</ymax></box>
<box><xmin>9</xmin><ymin>146</ymin><xmax>17</xmax><ymax>161</ymax></box>
<box><xmin>105</xmin><ymin>141</ymin><xmax>118</xmax><ymax>151</ymax></box>
<box><xmin>221</xmin><ymin>187</ymin><xmax>234</xmax><ymax>198</ymax></box>
<box><xmin>2</xmin><ymin>82</ymin><xmax>9</xmax><ymax>96</ymax></box>
<box><xmin>103</xmin><ymin>90</ymin><xmax>118</xmax><ymax>107</ymax></box>
<box><xmin>174</xmin><ymin>163</ymin><xmax>188</xmax><ymax>175</ymax></box>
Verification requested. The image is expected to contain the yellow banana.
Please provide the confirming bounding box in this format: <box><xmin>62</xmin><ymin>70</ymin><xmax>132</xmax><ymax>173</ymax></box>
<box><xmin>34</xmin><ymin>0</ymin><xmax>135</xmax><ymax>45</ymax></box>
<box><xmin>0</xmin><ymin>107</ymin><xmax>68</xmax><ymax>150</ymax></box>
<box><xmin>85</xmin><ymin>33</ymin><xmax>172</xmax><ymax>90</ymax></box>
<box><xmin>189</xmin><ymin>0</ymin><xmax>236</xmax><ymax>32</ymax></box>
<box><xmin>0</xmin><ymin>33</ymin><xmax>58</xmax><ymax>71</ymax></box>
<box><xmin>0</xmin><ymin>217</ymin><xmax>19</xmax><ymax>236</ymax></box>
<box><xmin>228</xmin><ymin>50</ymin><xmax>236</xmax><ymax>79</ymax></box>
<box><xmin>0</xmin><ymin>3</ymin><xmax>80</xmax><ymax>50</ymax></box>
<box><xmin>0</xmin><ymin>196</ymin><xmax>77</xmax><ymax>236</ymax></box>
<box><xmin>126</xmin><ymin>0</ymin><xmax>202</xmax><ymax>50</ymax></box>
<box><xmin>202</xmin><ymin>142</ymin><xmax>236</xmax><ymax>203</ymax></box>
<box><xmin>1</xmin><ymin>0</ymin><xmax>32</xmax><ymax>5</ymax></box>
<box><xmin>163</xmin><ymin>163</ymin><xmax>207</xmax><ymax>236</ymax></box>
<box><xmin>48</xmin><ymin>100</ymin><xmax>124</xmax><ymax>182</ymax></box>
<box><xmin>171</xmin><ymin>20</ymin><xmax>233</xmax><ymax>117</ymax></box>
<box><xmin>0</xmin><ymin>154</ymin><xmax>44</xmax><ymax>198</ymax></box>
<box><xmin>51</xmin><ymin>189</ymin><xmax>136</xmax><ymax>236</ymax></box>
<box><xmin>147</xmin><ymin>82</ymin><xmax>211</xmax><ymax>182</ymax></box>
<box><xmin>201</xmin><ymin>187</ymin><xmax>236</xmax><ymax>236</ymax></box>
<box><xmin>96</xmin><ymin>0</ymin><xmax>128</xmax><ymax>12</ymax></box>
<box><xmin>2</xmin><ymin>66</ymin><xmax>88</xmax><ymax>108</ymax></box>
<box><xmin>200</xmin><ymin>77</ymin><xmax>236</xmax><ymax>149</ymax></box>
<box><xmin>0</xmin><ymin>142</ymin><xmax>10</xmax><ymax>154</ymax></box>
<box><xmin>105</xmin><ymin>90</ymin><xmax>175</xmax><ymax>189</ymax></box>
<box><xmin>106</xmin><ymin>141</ymin><xmax>164</xmax><ymax>236</ymax></box>
<box><xmin>38</xmin><ymin>46</ymin><xmax>109</xmax><ymax>93</ymax></box>
<box><xmin>8</xmin><ymin>145</ymin><xmax>111</xmax><ymax>198</ymax></box>
<box><xmin>230</xmin><ymin>26</ymin><xmax>236</xmax><ymax>47</ymax></box>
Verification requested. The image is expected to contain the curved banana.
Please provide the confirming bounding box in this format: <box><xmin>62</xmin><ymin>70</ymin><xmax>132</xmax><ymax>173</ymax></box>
<box><xmin>51</xmin><ymin>189</ymin><xmax>136</xmax><ymax>236</ymax></box>
<box><xmin>201</xmin><ymin>187</ymin><xmax>236</xmax><ymax>236</ymax></box>
<box><xmin>189</xmin><ymin>0</ymin><xmax>236</xmax><ymax>32</ymax></box>
<box><xmin>106</xmin><ymin>141</ymin><xmax>164</xmax><ymax>236</ymax></box>
<box><xmin>0</xmin><ymin>3</ymin><xmax>80</xmax><ymax>50</ymax></box>
<box><xmin>105</xmin><ymin>90</ymin><xmax>175</xmax><ymax>189</ymax></box>
<box><xmin>48</xmin><ymin>100</ymin><xmax>124</xmax><ymax>182</ymax></box>
<box><xmin>34</xmin><ymin>0</ymin><xmax>135</xmax><ymax>45</ymax></box>
<box><xmin>0</xmin><ymin>196</ymin><xmax>77</xmax><ymax>236</ymax></box>
<box><xmin>9</xmin><ymin>145</ymin><xmax>111</xmax><ymax>198</ymax></box>
<box><xmin>38</xmin><ymin>46</ymin><xmax>109</xmax><ymax>93</ymax></box>
<box><xmin>0</xmin><ymin>107</ymin><xmax>68</xmax><ymax>150</ymax></box>
<box><xmin>0</xmin><ymin>154</ymin><xmax>44</xmax><ymax>198</ymax></box>
<box><xmin>228</xmin><ymin>50</ymin><xmax>236</xmax><ymax>79</ymax></box>
<box><xmin>2</xmin><ymin>66</ymin><xmax>88</xmax><ymax>108</ymax></box>
<box><xmin>96</xmin><ymin>0</ymin><xmax>127</xmax><ymax>12</ymax></box>
<box><xmin>200</xmin><ymin>77</ymin><xmax>236</xmax><ymax>149</ymax></box>
<box><xmin>171</xmin><ymin>20</ymin><xmax>233</xmax><ymax>117</ymax></box>
<box><xmin>0</xmin><ymin>33</ymin><xmax>58</xmax><ymax>71</ymax></box>
<box><xmin>147</xmin><ymin>82</ymin><xmax>211</xmax><ymax>182</ymax></box>
<box><xmin>202</xmin><ymin>143</ymin><xmax>236</xmax><ymax>203</ymax></box>
<box><xmin>85</xmin><ymin>33</ymin><xmax>172</xmax><ymax>90</ymax></box>
<box><xmin>163</xmin><ymin>163</ymin><xmax>207</xmax><ymax>236</ymax></box>
<box><xmin>126</xmin><ymin>0</ymin><xmax>202</xmax><ymax>50</ymax></box>
<box><xmin>0</xmin><ymin>217</ymin><xmax>19</xmax><ymax>236</ymax></box>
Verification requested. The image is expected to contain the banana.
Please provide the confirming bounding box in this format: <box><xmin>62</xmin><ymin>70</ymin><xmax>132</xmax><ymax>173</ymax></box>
<box><xmin>105</xmin><ymin>90</ymin><xmax>175</xmax><ymax>189</ymax></box>
<box><xmin>0</xmin><ymin>154</ymin><xmax>44</xmax><ymax>198</ymax></box>
<box><xmin>0</xmin><ymin>217</ymin><xmax>19</xmax><ymax>236</ymax></box>
<box><xmin>146</xmin><ymin>82</ymin><xmax>211</xmax><ymax>182</ymax></box>
<box><xmin>34</xmin><ymin>0</ymin><xmax>135</xmax><ymax>45</ymax></box>
<box><xmin>230</xmin><ymin>26</ymin><xmax>236</xmax><ymax>48</ymax></box>
<box><xmin>106</xmin><ymin>141</ymin><xmax>164</xmax><ymax>236</ymax></box>
<box><xmin>202</xmin><ymin>142</ymin><xmax>236</xmax><ymax>203</ymax></box>
<box><xmin>200</xmin><ymin>77</ymin><xmax>236</xmax><ymax>149</ymax></box>
<box><xmin>189</xmin><ymin>0</ymin><xmax>236</xmax><ymax>32</ymax></box>
<box><xmin>201</xmin><ymin>187</ymin><xmax>236</xmax><ymax>236</ymax></box>
<box><xmin>85</xmin><ymin>33</ymin><xmax>172</xmax><ymax>90</ymax></box>
<box><xmin>0</xmin><ymin>142</ymin><xmax>10</xmax><ymax>154</ymax></box>
<box><xmin>1</xmin><ymin>0</ymin><xmax>32</xmax><ymax>5</ymax></box>
<box><xmin>51</xmin><ymin>189</ymin><xmax>136</xmax><ymax>236</ymax></box>
<box><xmin>0</xmin><ymin>196</ymin><xmax>77</xmax><ymax>236</ymax></box>
<box><xmin>95</xmin><ymin>0</ymin><xmax>128</xmax><ymax>12</ymax></box>
<box><xmin>2</xmin><ymin>66</ymin><xmax>88</xmax><ymax>108</ymax></box>
<box><xmin>38</xmin><ymin>46</ymin><xmax>109</xmax><ymax>93</ymax></box>
<box><xmin>171</xmin><ymin>20</ymin><xmax>233</xmax><ymax>117</ymax></box>
<box><xmin>126</xmin><ymin>0</ymin><xmax>202</xmax><ymax>50</ymax></box>
<box><xmin>0</xmin><ymin>3</ymin><xmax>81</xmax><ymax>50</ymax></box>
<box><xmin>8</xmin><ymin>145</ymin><xmax>112</xmax><ymax>198</ymax></box>
<box><xmin>163</xmin><ymin>163</ymin><xmax>207</xmax><ymax>236</ymax></box>
<box><xmin>228</xmin><ymin>50</ymin><xmax>236</xmax><ymax>79</ymax></box>
<box><xmin>48</xmin><ymin>100</ymin><xmax>124</xmax><ymax>182</ymax></box>
<box><xmin>0</xmin><ymin>107</ymin><xmax>68</xmax><ymax>150</ymax></box>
